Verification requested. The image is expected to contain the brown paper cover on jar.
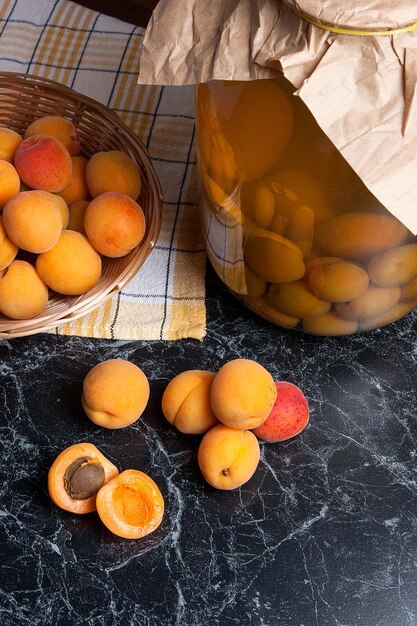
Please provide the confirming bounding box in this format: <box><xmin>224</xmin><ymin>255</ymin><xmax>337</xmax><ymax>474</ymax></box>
<box><xmin>138</xmin><ymin>0</ymin><xmax>417</xmax><ymax>234</ymax></box>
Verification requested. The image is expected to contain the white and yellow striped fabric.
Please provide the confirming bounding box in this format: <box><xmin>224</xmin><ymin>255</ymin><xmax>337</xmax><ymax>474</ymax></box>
<box><xmin>0</xmin><ymin>0</ymin><xmax>206</xmax><ymax>340</ymax></box>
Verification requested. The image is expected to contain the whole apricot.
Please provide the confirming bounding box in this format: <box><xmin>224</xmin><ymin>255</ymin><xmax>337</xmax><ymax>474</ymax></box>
<box><xmin>36</xmin><ymin>230</ymin><xmax>102</xmax><ymax>295</ymax></box>
<box><xmin>211</xmin><ymin>358</ymin><xmax>277</xmax><ymax>430</ymax></box>
<box><xmin>2</xmin><ymin>190</ymin><xmax>62</xmax><ymax>253</ymax></box>
<box><xmin>198</xmin><ymin>424</ymin><xmax>260</xmax><ymax>490</ymax></box>
<box><xmin>84</xmin><ymin>191</ymin><xmax>146</xmax><ymax>258</ymax></box>
<box><xmin>82</xmin><ymin>359</ymin><xmax>150</xmax><ymax>429</ymax></box>
<box><xmin>0</xmin><ymin>260</ymin><xmax>49</xmax><ymax>319</ymax></box>
<box><xmin>0</xmin><ymin>217</ymin><xmax>18</xmax><ymax>271</ymax></box>
<box><xmin>56</xmin><ymin>156</ymin><xmax>90</xmax><ymax>206</ymax></box>
<box><xmin>86</xmin><ymin>150</ymin><xmax>141</xmax><ymax>199</ymax></box>
<box><xmin>162</xmin><ymin>370</ymin><xmax>219</xmax><ymax>434</ymax></box>
<box><xmin>0</xmin><ymin>160</ymin><xmax>20</xmax><ymax>209</ymax></box>
<box><xmin>0</xmin><ymin>127</ymin><xmax>22</xmax><ymax>162</ymax></box>
<box><xmin>252</xmin><ymin>381</ymin><xmax>309</xmax><ymax>443</ymax></box>
<box><xmin>24</xmin><ymin>115</ymin><xmax>80</xmax><ymax>155</ymax></box>
<box><xmin>14</xmin><ymin>134</ymin><xmax>73</xmax><ymax>192</ymax></box>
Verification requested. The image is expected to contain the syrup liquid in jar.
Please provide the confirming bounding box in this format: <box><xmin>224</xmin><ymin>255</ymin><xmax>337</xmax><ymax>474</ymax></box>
<box><xmin>195</xmin><ymin>77</ymin><xmax>417</xmax><ymax>335</ymax></box>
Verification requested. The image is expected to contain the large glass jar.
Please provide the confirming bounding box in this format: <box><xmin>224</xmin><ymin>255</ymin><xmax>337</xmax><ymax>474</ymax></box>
<box><xmin>195</xmin><ymin>77</ymin><xmax>417</xmax><ymax>335</ymax></box>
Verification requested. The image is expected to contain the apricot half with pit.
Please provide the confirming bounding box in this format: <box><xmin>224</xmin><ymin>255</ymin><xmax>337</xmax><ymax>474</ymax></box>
<box><xmin>48</xmin><ymin>442</ymin><xmax>119</xmax><ymax>514</ymax></box>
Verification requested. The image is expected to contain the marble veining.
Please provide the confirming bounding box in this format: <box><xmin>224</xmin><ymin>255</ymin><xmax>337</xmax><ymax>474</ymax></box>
<box><xmin>2</xmin><ymin>266</ymin><xmax>417</xmax><ymax>625</ymax></box>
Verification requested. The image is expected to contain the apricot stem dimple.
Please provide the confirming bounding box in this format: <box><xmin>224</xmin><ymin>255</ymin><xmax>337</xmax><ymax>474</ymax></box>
<box><xmin>63</xmin><ymin>456</ymin><xmax>105</xmax><ymax>500</ymax></box>
<box><xmin>222</xmin><ymin>468</ymin><xmax>229</xmax><ymax>477</ymax></box>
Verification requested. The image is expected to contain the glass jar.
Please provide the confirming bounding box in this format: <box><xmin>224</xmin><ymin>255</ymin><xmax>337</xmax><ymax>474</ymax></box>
<box><xmin>195</xmin><ymin>77</ymin><xmax>417</xmax><ymax>335</ymax></box>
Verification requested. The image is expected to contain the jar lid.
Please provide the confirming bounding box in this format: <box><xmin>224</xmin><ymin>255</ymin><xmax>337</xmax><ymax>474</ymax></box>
<box><xmin>286</xmin><ymin>0</ymin><xmax>417</xmax><ymax>32</ymax></box>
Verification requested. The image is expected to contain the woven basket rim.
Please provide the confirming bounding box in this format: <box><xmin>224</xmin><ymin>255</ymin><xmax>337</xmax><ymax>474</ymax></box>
<box><xmin>0</xmin><ymin>72</ymin><xmax>163</xmax><ymax>339</ymax></box>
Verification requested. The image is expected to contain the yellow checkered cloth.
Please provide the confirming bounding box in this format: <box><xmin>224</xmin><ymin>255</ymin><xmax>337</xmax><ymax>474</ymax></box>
<box><xmin>0</xmin><ymin>0</ymin><xmax>206</xmax><ymax>340</ymax></box>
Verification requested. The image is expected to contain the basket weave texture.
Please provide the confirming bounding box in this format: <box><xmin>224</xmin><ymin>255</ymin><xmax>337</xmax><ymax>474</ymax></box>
<box><xmin>0</xmin><ymin>72</ymin><xmax>162</xmax><ymax>339</ymax></box>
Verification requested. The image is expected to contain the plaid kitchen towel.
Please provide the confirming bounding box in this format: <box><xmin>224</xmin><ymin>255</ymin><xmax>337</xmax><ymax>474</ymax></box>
<box><xmin>0</xmin><ymin>0</ymin><xmax>206</xmax><ymax>340</ymax></box>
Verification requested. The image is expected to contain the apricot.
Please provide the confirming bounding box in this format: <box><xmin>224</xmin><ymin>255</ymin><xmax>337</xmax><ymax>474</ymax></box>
<box><xmin>198</xmin><ymin>424</ymin><xmax>260</xmax><ymax>490</ymax></box>
<box><xmin>308</xmin><ymin>260</ymin><xmax>369</xmax><ymax>303</ymax></box>
<box><xmin>86</xmin><ymin>150</ymin><xmax>141</xmax><ymax>199</ymax></box>
<box><xmin>36</xmin><ymin>230</ymin><xmax>102</xmax><ymax>295</ymax></box>
<box><xmin>400</xmin><ymin>275</ymin><xmax>417</xmax><ymax>302</ymax></box>
<box><xmin>252</xmin><ymin>381</ymin><xmax>309</xmax><ymax>443</ymax></box>
<box><xmin>244</xmin><ymin>295</ymin><xmax>300</xmax><ymax>329</ymax></box>
<box><xmin>359</xmin><ymin>301</ymin><xmax>416</xmax><ymax>331</ymax></box>
<box><xmin>0</xmin><ymin>160</ymin><xmax>20</xmax><ymax>209</ymax></box>
<box><xmin>0</xmin><ymin>127</ymin><xmax>22</xmax><ymax>162</ymax></box>
<box><xmin>0</xmin><ymin>217</ymin><xmax>18</xmax><ymax>270</ymax></box>
<box><xmin>335</xmin><ymin>285</ymin><xmax>401</xmax><ymax>321</ymax></box>
<box><xmin>0</xmin><ymin>260</ymin><xmax>49</xmax><ymax>319</ymax></box>
<box><xmin>14</xmin><ymin>134</ymin><xmax>73</xmax><ymax>193</ymax></box>
<box><xmin>367</xmin><ymin>244</ymin><xmax>417</xmax><ymax>288</ymax></box>
<box><xmin>96</xmin><ymin>469</ymin><xmax>164</xmax><ymax>539</ymax></box>
<box><xmin>244</xmin><ymin>266</ymin><xmax>267</xmax><ymax>298</ymax></box>
<box><xmin>244</xmin><ymin>226</ymin><xmax>305</xmax><ymax>283</ymax></box>
<box><xmin>267</xmin><ymin>281</ymin><xmax>331</xmax><ymax>319</ymax></box>
<box><xmin>2</xmin><ymin>190</ymin><xmax>63</xmax><ymax>253</ymax></box>
<box><xmin>24</xmin><ymin>115</ymin><xmax>80</xmax><ymax>155</ymax></box>
<box><xmin>84</xmin><ymin>191</ymin><xmax>146</xmax><ymax>258</ymax></box>
<box><xmin>162</xmin><ymin>370</ymin><xmax>219</xmax><ymax>434</ymax></box>
<box><xmin>82</xmin><ymin>359</ymin><xmax>150</xmax><ymax>429</ymax></box>
<box><xmin>314</xmin><ymin>213</ymin><xmax>409</xmax><ymax>261</ymax></box>
<box><xmin>56</xmin><ymin>156</ymin><xmax>90</xmax><ymax>206</ymax></box>
<box><xmin>286</xmin><ymin>205</ymin><xmax>314</xmax><ymax>258</ymax></box>
<box><xmin>210</xmin><ymin>358</ymin><xmax>277</xmax><ymax>430</ymax></box>
<box><xmin>48</xmin><ymin>442</ymin><xmax>119</xmax><ymax>514</ymax></box>
<box><xmin>67</xmin><ymin>199</ymin><xmax>88</xmax><ymax>234</ymax></box>
<box><xmin>303</xmin><ymin>311</ymin><xmax>358</xmax><ymax>336</ymax></box>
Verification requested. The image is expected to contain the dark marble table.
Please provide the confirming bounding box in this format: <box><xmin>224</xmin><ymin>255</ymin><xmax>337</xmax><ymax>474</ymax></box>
<box><xmin>2</xmin><ymin>263</ymin><xmax>417</xmax><ymax>626</ymax></box>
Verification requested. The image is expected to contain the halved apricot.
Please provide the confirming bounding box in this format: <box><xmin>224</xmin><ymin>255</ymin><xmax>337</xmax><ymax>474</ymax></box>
<box><xmin>48</xmin><ymin>442</ymin><xmax>119</xmax><ymax>514</ymax></box>
<box><xmin>96</xmin><ymin>469</ymin><xmax>164</xmax><ymax>539</ymax></box>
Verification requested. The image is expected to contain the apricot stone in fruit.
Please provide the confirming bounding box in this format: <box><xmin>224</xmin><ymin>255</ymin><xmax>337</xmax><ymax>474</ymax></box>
<box><xmin>198</xmin><ymin>424</ymin><xmax>260</xmax><ymax>490</ymax></box>
<box><xmin>210</xmin><ymin>358</ymin><xmax>277</xmax><ymax>430</ymax></box>
<box><xmin>252</xmin><ymin>381</ymin><xmax>309</xmax><ymax>443</ymax></box>
<box><xmin>162</xmin><ymin>370</ymin><xmax>219</xmax><ymax>434</ymax></box>
<box><xmin>82</xmin><ymin>359</ymin><xmax>150</xmax><ymax>429</ymax></box>
<box><xmin>14</xmin><ymin>134</ymin><xmax>73</xmax><ymax>193</ymax></box>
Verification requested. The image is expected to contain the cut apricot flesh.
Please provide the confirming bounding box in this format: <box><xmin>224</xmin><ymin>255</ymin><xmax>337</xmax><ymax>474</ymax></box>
<box><xmin>96</xmin><ymin>469</ymin><xmax>164</xmax><ymax>539</ymax></box>
<box><xmin>48</xmin><ymin>442</ymin><xmax>119</xmax><ymax>514</ymax></box>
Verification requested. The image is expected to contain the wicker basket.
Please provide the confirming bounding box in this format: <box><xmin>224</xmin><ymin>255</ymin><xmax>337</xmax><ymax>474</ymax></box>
<box><xmin>0</xmin><ymin>72</ymin><xmax>162</xmax><ymax>339</ymax></box>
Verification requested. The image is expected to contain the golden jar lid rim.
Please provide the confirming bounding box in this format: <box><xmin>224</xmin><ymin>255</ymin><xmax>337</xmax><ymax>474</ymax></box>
<box><xmin>282</xmin><ymin>0</ymin><xmax>417</xmax><ymax>36</ymax></box>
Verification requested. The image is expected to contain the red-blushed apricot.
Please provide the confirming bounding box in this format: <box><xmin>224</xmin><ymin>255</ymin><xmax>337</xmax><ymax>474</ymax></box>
<box><xmin>86</xmin><ymin>150</ymin><xmax>141</xmax><ymax>199</ymax></box>
<box><xmin>14</xmin><ymin>134</ymin><xmax>73</xmax><ymax>192</ymax></box>
<box><xmin>197</xmin><ymin>424</ymin><xmax>260</xmax><ymax>490</ymax></box>
<box><xmin>36</xmin><ymin>230</ymin><xmax>102</xmax><ymax>295</ymax></box>
<box><xmin>24</xmin><ymin>115</ymin><xmax>80</xmax><ymax>155</ymax></box>
<box><xmin>162</xmin><ymin>370</ymin><xmax>219</xmax><ymax>434</ymax></box>
<box><xmin>2</xmin><ymin>190</ymin><xmax>62</xmax><ymax>253</ymax></box>
<box><xmin>48</xmin><ymin>442</ymin><xmax>119</xmax><ymax>514</ymax></box>
<box><xmin>252</xmin><ymin>381</ymin><xmax>309</xmax><ymax>443</ymax></box>
<box><xmin>82</xmin><ymin>359</ymin><xmax>150</xmax><ymax>429</ymax></box>
<box><xmin>84</xmin><ymin>191</ymin><xmax>146</xmax><ymax>258</ymax></box>
<box><xmin>0</xmin><ymin>260</ymin><xmax>49</xmax><ymax>319</ymax></box>
<box><xmin>0</xmin><ymin>127</ymin><xmax>22</xmax><ymax>162</ymax></box>
<box><xmin>96</xmin><ymin>469</ymin><xmax>164</xmax><ymax>539</ymax></box>
<box><xmin>0</xmin><ymin>216</ymin><xmax>18</xmax><ymax>271</ymax></box>
<box><xmin>68</xmin><ymin>200</ymin><xmax>89</xmax><ymax>234</ymax></box>
<box><xmin>56</xmin><ymin>156</ymin><xmax>90</xmax><ymax>206</ymax></box>
<box><xmin>210</xmin><ymin>359</ymin><xmax>277</xmax><ymax>430</ymax></box>
<box><xmin>0</xmin><ymin>160</ymin><xmax>20</xmax><ymax>210</ymax></box>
